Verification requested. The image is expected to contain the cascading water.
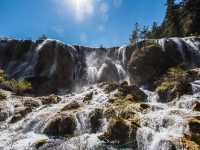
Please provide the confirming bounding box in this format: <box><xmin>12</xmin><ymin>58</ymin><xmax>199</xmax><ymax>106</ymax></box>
<box><xmin>86</xmin><ymin>45</ymin><xmax>128</xmax><ymax>84</ymax></box>
<box><xmin>6</xmin><ymin>39</ymin><xmax>50</xmax><ymax>79</ymax></box>
<box><xmin>1</xmin><ymin>37</ymin><xmax>200</xmax><ymax>150</ymax></box>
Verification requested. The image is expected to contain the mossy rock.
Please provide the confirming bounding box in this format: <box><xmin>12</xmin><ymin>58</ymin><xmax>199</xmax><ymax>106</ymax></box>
<box><xmin>103</xmin><ymin>82</ymin><xmax>119</xmax><ymax>93</ymax></box>
<box><xmin>155</xmin><ymin>66</ymin><xmax>192</xmax><ymax>102</ymax></box>
<box><xmin>187</xmin><ymin>117</ymin><xmax>200</xmax><ymax>145</ymax></box>
<box><xmin>0</xmin><ymin>69</ymin><xmax>6</xmax><ymax>83</ymax></box>
<box><xmin>61</xmin><ymin>101</ymin><xmax>80</xmax><ymax>111</ymax></box>
<box><xmin>34</xmin><ymin>139</ymin><xmax>47</xmax><ymax>149</ymax></box>
<box><xmin>23</xmin><ymin>99</ymin><xmax>40</xmax><ymax>108</ymax></box>
<box><xmin>43</xmin><ymin>113</ymin><xmax>76</xmax><ymax>137</ymax></box>
<box><xmin>192</xmin><ymin>102</ymin><xmax>200</xmax><ymax>112</ymax></box>
<box><xmin>89</xmin><ymin>108</ymin><xmax>103</xmax><ymax>133</ymax></box>
<box><xmin>99</xmin><ymin>118</ymin><xmax>139</xmax><ymax>148</ymax></box>
<box><xmin>0</xmin><ymin>92</ymin><xmax>6</xmax><ymax>101</ymax></box>
<box><xmin>179</xmin><ymin>138</ymin><xmax>200</xmax><ymax>150</ymax></box>
<box><xmin>40</xmin><ymin>94</ymin><xmax>61</xmax><ymax>105</ymax></box>
<box><xmin>117</xmin><ymin>84</ymin><xmax>147</xmax><ymax>101</ymax></box>
<box><xmin>83</xmin><ymin>92</ymin><xmax>93</xmax><ymax>103</ymax></box>
<box><xmin>9</xmin><ymin>106</ymin><xmax>32</xmax><ymax>123</ymax></box>
<box><xmin>0</xmin><ymin>79</ymin><xmax>32</xmax><ymax>95</ymax></box>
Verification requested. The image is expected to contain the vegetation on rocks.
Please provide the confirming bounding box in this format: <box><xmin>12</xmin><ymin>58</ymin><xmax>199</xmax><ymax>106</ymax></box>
<box><xmin>186</xmin><ymin>116</ymin><xmax>200</xmax><ymax>145</ymax></box>
<box><xmin>0</xmin><ymin>79</ymin><xmax>32</xmax><ymax>95</ymax></box>
<box><xmin>39</xmin><ymin>94</ymin><xmax>61</xmax><ymax>105</ymax></box>
<box><xmin>179</xmin><ymin>138</ymin><xmax>200</xmax><ymax>150</ymax></box>
<box><xmin>61</xmin><ymin>101</ymin><xmax>80</xmax><ymax>111</ymax></box>
<box><xmin>0</xmin><ymin>69</ymin><xmax>32</xmax><ymax>95</ymax></box>
<box><xmin>155</xmin><ymin>66</ymin><xmax>192</xmax><ymax>102</ymax></box>
<box><xmin>34</xmin><ymin>139</ymin><xmax>47</xmax><ymax>149</ymax></box>
<box><xmin>100</xmin><ymin>118</ymin><xmax>139</xmax><ymax>148</ymax></box>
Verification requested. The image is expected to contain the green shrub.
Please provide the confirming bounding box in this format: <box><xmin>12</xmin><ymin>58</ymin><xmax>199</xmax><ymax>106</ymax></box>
<box><xmin>156</xmin><ymin>66</ymin><xmax>188</xmax><ymax>93</ymax></box>
<box><xmin>0</xmin><ymin>69</ymin><xmax>32</xmax><ymax>95</ymax></box>
<box><xmin>1</xmin><ymin>79</ymin><xmax>32</xmax><ymax>95</ymax></box>
<box><xmin>167</xmin><ymin>66</ymin><xmax>188</xmax><ymax>80</ymax></box>
<box><xmin>156</xmin><ymin>81</ymin><xmax>175</xmax><ymax>93</ymax></box>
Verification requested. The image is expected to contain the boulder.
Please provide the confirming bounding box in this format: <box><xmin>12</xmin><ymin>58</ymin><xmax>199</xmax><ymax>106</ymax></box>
<box><xmin>179</xmin><ymin>138</ymin><xmax>200</xmax><ymax>150</ymax></box>
<box><xmin>156</xmin><ymin>80</ymin><xmax>192</xmax><ymax>102</ymax></box>
<box><xmin>0</xmin><ymin>111</ymin><xmax>9</xmax><ymax>122</ymax></box>
<box><xmin>128</xmin><ymin>42</ymin><xmax>183</xmax><ymax>87</ymax></box>
<box><xmin>33</xmin><ymin>139</ymin><xmax>64</xmax><ymax>150</ymax></box>
<box><xmin>10</xmin><ymin>106</ymin><xmax>32</xmax><ymax>123</ymax></box>
<box><xmin>39</xmin><ymin>94</ymin><xmax>61</xmax><ymax>105</ymax></box>
<box><xmin>100</xmin><ymin>118</ymin><xmax>139</xmax><ymax>148</ymax></box>
<box><xmin>0</xmin><ymin>92</ymin><xmax>6</xmax><ymax>101</ymax></box>
<box><xmin>43</xmin><ymin>113</ymin><xmax>76</xmax><ymax>136</ymax></box>
<box><xmin>192</xmin><ymin>101</ymin><xmax>200</xmax><ymax>111</ymax></box>
<box><xmin>83</xmin><ymin>92</ymin><xmax>93</xmax><ymax>103</ymax></box>
<box><xmin>186</xmin><ymin>117</ymin><xmax>200</xmax><ymax>145</ymax></box>
<box><xmin>89</xmin><ymin>108</ymin><xmax>103</xmax><ymax>133</ymax></box>
<box><xmin>155</xmin><ymin>66</ymin><xmax>192</xmax><ymax>102</ymax></box>
<box><xmin>61</xmin><ymin>101</ymin><xmax>80</xmax><ymax>111</ymax></box>
<box><xmin>34</xmin><ymin>139</ymin><xmax>47</xmax><ymax>149</ymax></box>
<box><xmin>23</xmin><ymin>98</ymin><xmax>41</xmax><ymax>108</ymax></box>
<box><xmin>102</xmin><ymin>82</ymin><xmax>147</xmax><ymax>102</ymax></box>
<box><xmin>117</xmin><ymin>83</ymin><xmax>147</xmax><ymax>101</ymax></box>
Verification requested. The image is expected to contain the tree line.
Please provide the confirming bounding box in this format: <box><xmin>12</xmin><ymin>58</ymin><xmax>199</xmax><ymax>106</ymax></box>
<box><xmin>130</xmin><ymin>0</ymin><xmax>200</xmax><ymax>43</ymax></box>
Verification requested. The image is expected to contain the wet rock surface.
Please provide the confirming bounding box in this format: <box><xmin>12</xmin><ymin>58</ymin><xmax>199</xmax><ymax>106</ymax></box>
<box><xmin>42</xmin><ymin>113</ymin><xmax>76</xmax><ymax>137</ymax></box>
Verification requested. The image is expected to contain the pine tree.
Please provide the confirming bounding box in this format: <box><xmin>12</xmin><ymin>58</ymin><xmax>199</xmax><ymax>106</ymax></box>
<box><xmin>140</xmin><ymin>26</ymin><xmax>149</xmax><ymax>40</ymax></box>
<box><xmin>163</xmin><ymin>0</ymin><xmax>180</xmax><ymax>37</ymax></box>
<box><xmin>182</xmin><ymin>0</ymin><xmax>200</xmax><ymax>35</ymax></box>
<box><xmin>130</xmin><ymin>23</ymin><xmax>140</xmax><ymax>44</ymax></box>
<box><xmin>38</xmin><ymin>34</ymin><xmax>48</xmax><ymax>40</ymax></box>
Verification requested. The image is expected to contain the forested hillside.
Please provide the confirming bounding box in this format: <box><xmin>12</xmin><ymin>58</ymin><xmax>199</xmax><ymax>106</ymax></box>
<box><xmin>130</xmin><ymin>0</ymin><xmax>200</xmax><ymax>43</ymax></box>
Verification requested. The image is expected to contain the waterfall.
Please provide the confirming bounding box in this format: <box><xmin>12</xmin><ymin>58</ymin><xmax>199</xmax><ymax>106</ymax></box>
<box><xmin>67</xmin><ymin>44</ymin><xmax>83</xmax><ymax>81</ymax></box>
<box><xmin>157</xmin><ymin>38</ymin><xmax>167</xmax><ymax>52</ymax></box>
<box><xmin>87</xmin><ymin>67</ymin><xmax>98</xmax><ymax>84</ymax></box>
<box><xmin>86</xmin><ymin>46</ymin><xmax>128</xmax><ymax>84</ymax></box>
<box><xmin>182</xmin><ymin>37</ymin><xmax>200</xmax><ymax>51</ymax></box>
<box><xmin>6</xmin><ymin>39</ymin><xmax>50</xmax><ymax>79</ymax></box>
<box><xmin>1</xmin><ymin>37</ymin><xmax>200</xmax><ymax>150</ymax></box>
<box><xmin>114</xmin><ymin>45</ymin><xmax>127</xmax><ymax>66</ymax></box>
<box><xmin>171</xmin><ymin>38</ymin><xmax>185</xmax><ymax>60</ymax></box>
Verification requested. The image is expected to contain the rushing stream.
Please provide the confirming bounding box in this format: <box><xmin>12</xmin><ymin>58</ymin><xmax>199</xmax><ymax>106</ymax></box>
<box><xmin>0</xmin><ymin>84</ymin><xmax>200</xmax><ymax>150</ymax></box>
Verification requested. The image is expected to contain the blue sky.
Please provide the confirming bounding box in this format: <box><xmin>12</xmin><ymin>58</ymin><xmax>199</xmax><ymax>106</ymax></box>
<box><xmin>0</xmin><ymin>0</ymin><xmax>166</xmax><ymax>46</ymax></box>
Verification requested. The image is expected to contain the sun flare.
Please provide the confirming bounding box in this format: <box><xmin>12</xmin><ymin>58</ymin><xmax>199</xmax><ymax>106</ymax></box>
<box><xmin>66</xmin><ymin>0</ymin><xmax>94</xmax><ymax>22</ymax></box>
